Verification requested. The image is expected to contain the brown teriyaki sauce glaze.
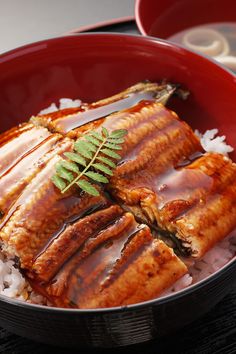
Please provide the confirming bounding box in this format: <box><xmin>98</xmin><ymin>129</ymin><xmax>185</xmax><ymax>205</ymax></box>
<box><xmin>55</xmin><ymin>91</ymin><xmax>157</xmax><ymax>133</ymax></box>
<box><xmin>0</xmin><ymin>125</ymin><xmax>51</xmax><ymax>177</ymax></box>
<box><xmin>65</xmin><ymin>224</ymin><xmax>145</xmax><ymax>308</ymax></box>
<box><xmin>155</xmin><ymin>152</ymin><xmax>212</xmax><ymax>211</ymax></box>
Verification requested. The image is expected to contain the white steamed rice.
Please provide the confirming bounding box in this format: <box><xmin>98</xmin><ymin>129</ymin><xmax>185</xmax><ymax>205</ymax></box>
<box><xmin>0</xmin><ymin>99</ymin><xmax>235</xmax><ymax>304</ymax></box>
<box><xmin>39</xmin><ymin>98</ymin><xmax>81</xmax><ymax>115</ymax></box>
<box><xmin>195</xmin><ymin>128</ymin><xmax>234</xmax><ymax>155</ymax></box>
<box><xmin>0</xmin><ymin>253</ymin><xmax>26</xmax><ymax>299</ymax></box>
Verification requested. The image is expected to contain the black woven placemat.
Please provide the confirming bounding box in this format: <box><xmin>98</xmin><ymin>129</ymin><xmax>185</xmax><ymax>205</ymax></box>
<box><xmin>1</xmin><ymin>20</ymin><xmax>236</xmax><ymax>354</ymax></box>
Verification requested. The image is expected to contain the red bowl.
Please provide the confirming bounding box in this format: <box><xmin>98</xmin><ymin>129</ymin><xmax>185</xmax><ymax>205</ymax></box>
<box><xmin>0</xmin><ymin>33</ymin><xmax>236</xmax><ymax>348</ymax></box>
<box><xmin>1</xmin><ymin>33</ymin><xmax>236</xmax><ymax>158</ymax></box>
<box><xmin>135</xmin><ymin>0</ymin><xmax>236</xmax><ymax>38</ymax></box>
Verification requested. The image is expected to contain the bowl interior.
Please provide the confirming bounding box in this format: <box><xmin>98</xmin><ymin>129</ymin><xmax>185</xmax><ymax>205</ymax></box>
<box><xmin>0</xmin><ymin>34</ymin><xmax>236</xmax><ymax>160</ymax></box>
<box><xmin>136</xmin><ymin>0</ymin><xmax>236</xmax><ymax>38</ymax></box>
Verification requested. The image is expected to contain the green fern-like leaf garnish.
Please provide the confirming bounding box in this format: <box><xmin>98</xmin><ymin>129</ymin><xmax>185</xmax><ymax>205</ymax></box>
<box><xmin>51</xmin><ymin>127</ymin><xmax>127</xmax><ymax>196</ymax></box>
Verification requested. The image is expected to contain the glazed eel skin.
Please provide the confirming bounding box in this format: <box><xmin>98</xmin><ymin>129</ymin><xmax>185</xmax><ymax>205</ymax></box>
<box><xmin>0</xmin><ymin>82</ymin><xmax>188</xmax><ymax>308</ymax></box>
<box><xmin>0</xmin><ymin>81</ymin><xmax>235</xmax><ymax>307</ymax></box>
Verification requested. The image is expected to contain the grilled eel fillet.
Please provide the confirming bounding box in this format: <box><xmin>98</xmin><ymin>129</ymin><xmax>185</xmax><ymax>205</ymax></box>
<box><xmin>29</xmin><ymin>207</ymin><xmax>187</xmax><ymax>308</ymax></box>
<box><xmin>152</xmin><ymin>153</ymin><xmax>236</xmax><ymax>258</ymax></box>
<box><xmin>0</xmin><ymin>81</ymin><xmax>188</xmax><ymax>308</ymax></box>
<box><xmin>0</xmin><ymin>124</ymin><xmax>63</xmax><ymax>213</ymax></box>
<box><xmin>32</xmin><ymin>85</ymin><xmax>236</xmax><ymax>259</ymax></box>
<box><xmin>0</xmin><ymin>123</ymin><xmax>51</xmax><ymax>177</ymax></box>
<box><xmin>31</xmin><ymin>81</ymin><xmax>177</xmax><ymax>137</ymax></box>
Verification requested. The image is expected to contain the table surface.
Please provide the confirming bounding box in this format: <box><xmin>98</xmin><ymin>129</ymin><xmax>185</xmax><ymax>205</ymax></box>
<box><xmin>0</xmin><ymin>5</ymin><xmax>236</xmax><ymax>354</ymax></box>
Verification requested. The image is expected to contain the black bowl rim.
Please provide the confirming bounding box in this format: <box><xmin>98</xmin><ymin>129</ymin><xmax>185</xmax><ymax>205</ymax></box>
<box><xmin>0</xmin><ymin>32</ymin><xmax>236</xmax><ymax>314</ymax></box>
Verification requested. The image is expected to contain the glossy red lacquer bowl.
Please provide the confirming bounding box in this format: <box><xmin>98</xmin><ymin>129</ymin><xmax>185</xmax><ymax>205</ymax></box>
<box><xmin>135</xmin><ymin>0</ymin><xmax>236</xmax><ymax>38</ymax></box>
<box><xmin>0</xmin><ymin>33</ymin><xmax>236</xmax><ymax>348</ymax></box>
